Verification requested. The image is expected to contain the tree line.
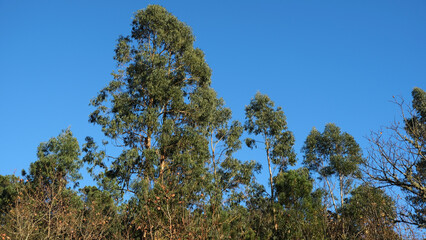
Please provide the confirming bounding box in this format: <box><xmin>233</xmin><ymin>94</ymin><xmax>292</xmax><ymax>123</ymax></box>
<box><xmin>0</xmin><ymin>5</ymin><xmax>424</xmax><ymax>239</ymax></box>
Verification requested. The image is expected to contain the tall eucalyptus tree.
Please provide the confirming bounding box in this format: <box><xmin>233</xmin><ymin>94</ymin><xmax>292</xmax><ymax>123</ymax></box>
<box><xmin>244</xmin><ymin>92</ymin><xmax>296</xmax><ymax>231</ymax></box>
<box><xmin>85</xmin><ymin>5</ymin><xmax>229</xmax><ymax>238</ymax></box>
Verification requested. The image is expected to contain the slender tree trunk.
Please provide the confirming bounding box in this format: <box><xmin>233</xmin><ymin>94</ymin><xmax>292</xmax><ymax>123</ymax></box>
<box><xmin>339</xmin><ymin>174</ymin><xmax>344</xmax><ymax>208</ymax></box>
<box><xmin>266</xmin><ymin>146</ymin><xmax>277</xmax><ymax>232</ymax></box>
<box><xmin>324</xmin><ymin>176</ymin><xmax>338</xmax><ymax>213</ymax></box>
<box><xmin>47</xmin><ymin>185</ymin><xmax>54</xmax><ymax>240</ymax></box>
<box><xmin>321</xmin><ymin>158</ymin><xmax>338</xmax><ymax>213</ymax></box>
<box><xmin>211</xmin><ymin>141</ymin><xmax>218</xmax><ymax>233</ymax></box>
<box><xmin>159</xmin><ymin>109</ymin><xmax>167</xmax><ymax>184</ymax></box>
<box><xmin>145</xmin><ymin>135</ymin><xmax>152</xmax><ymax>185</ymax></box>
<box><xmin>159</xmin><ymin>154</ymin><xmax>166</xmax><ymax>183</ymax></box>
<box><xmin>145</xmin><ymin>135</ymin><xmax>151</xmax><ymax>149</ymax></box>
<box><xmin>339</xmin><ymin>174</ymin><xmax>346</xmax><ymax>238</ymax></box>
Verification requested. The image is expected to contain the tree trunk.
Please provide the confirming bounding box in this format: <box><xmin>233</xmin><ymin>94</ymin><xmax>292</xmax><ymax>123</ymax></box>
<box><xmin>266</xmin><ymin>146</ymin><xmax>277</xmax><ymax>232</ymax></box>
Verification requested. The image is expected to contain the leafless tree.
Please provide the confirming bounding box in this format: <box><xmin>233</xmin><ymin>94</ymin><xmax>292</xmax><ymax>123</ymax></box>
<box><xmin>364</xmin><ymin>92</ymin><xmax>425</xmax><ymax>230</ymax></box>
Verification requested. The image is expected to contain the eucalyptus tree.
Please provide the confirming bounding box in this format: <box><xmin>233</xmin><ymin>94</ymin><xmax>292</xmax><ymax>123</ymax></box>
<box><xmin>302</xmin><ymin>124</ymin><xmax>363</xmax><ymax>239</ymax></box>
<box><xmin>86</xmin><ymin>5</ymin><xmax>222</xmax><ymax>238</ymax></box>
<box><xmin>202</xmin><ymin>94</ymin><xmax>259</xmax><ymax>238</ymax></box>
<box><xmin>244</xmin><ymin>92</ymin><xmax>296</xmax><ymax>231</ymax></box>
<box><xmin>302</xmin><ymin>123</ymin><xmax>363</xmax><ymax>212</ymax></box>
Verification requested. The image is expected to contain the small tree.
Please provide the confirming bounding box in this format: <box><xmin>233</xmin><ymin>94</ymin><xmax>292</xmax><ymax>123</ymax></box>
<box><xmin>74</xmin><ymin>186</ymin><xmax>118</xmax><ymax>240</ymax></box>
<box><xmin>341</xmin><ymin>184</ymin><xmax>399</xmax><ymax>240</ymax></box>
<box><xmin>302</xmin><ymin>123</ymin><xmax>363</xmax><ymax>212</ymax></box>
<box><xmin>244</xmin><ymin>92</ymin><xmax>296</xmax><ymax>231</ymax></box>
<box><xmin>274</xmin><ymin>168</ymin><xmax>326</xmax><ymax>239</ymax></box>
<box><xmin>1</xmin><ymin>129</ymin><xmax>82</xmax><ymax>239</ymax></box>
<box><xmin>27</xmin><ymin>129</ymin><xmax>82</xmax><ymax>187</ymax></box>
<box><xmin>0</xmin><ymin>175</ymin><xmax>18</xmax><ymax>220</ymax></box>
<box><xmin>202</xmin><ymin>94</ymin><xmax>259</xmax><ymax>238</ymax></box>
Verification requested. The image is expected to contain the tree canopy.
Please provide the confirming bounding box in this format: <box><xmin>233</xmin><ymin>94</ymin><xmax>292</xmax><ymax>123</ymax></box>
<box><xmin>0</xmin><ymin>5</ymin><xmax>423</xmax><ymax>240</ymax></box>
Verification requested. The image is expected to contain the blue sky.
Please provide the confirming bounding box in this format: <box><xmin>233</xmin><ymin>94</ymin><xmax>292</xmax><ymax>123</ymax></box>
<box><xmin>1</xmin><ymin>1</ymin><xmax>425</xmax><ymax>190</ymax></box>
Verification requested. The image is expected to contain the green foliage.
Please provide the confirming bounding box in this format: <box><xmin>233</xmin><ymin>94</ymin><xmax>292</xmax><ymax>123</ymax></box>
<box><xmin>303</xmin><ymin>123</ymin><xmax>362</xmax><ymax>179</ymax></box>
<box><xmin>244</xmin><ymin>92</ymin><xmax>296</xmax><ymax>196</ymax></box>
<box><xmin>87</xmin><ymin>4</ymin><xmax>214</xmax><ymax>192</ymax></box>
<box><xmin>0</xmin><ymin>175</ymin><xmax>18</xmax><ymax>215</ymax></box>
<box><xmin>275</xmin><ymin>168</ymin><xmax>315</xmax><ymax>207</ymax></box>
<box><xmin>245</xmin><ymin>183</ymin><xmax>275</xmax><ymax>239</ymax></box>
<box><xmin>303</xmin><ymin>123</ymin><xmax>363</xmax><ymax>211</ymax></box>
<box><xmin>77</xmin><ymin>186</ymin><xmax>119</xmax><ymax>239</ymax></box>
<box><xmin>244</xmin><ymin>92</ymin><xmax>296</xmax><ymax>234</ymax></box>
<box><xmin>2</xmin><ymin>5</ymin><xmax>423</xmax><ymax>239</ymax></box>
<box><xmin>203</xmin><ymin>93</ymin><xmax>260</xmax><ymax>237</ymax></box>
<box><xmin>0</xmin><ymin>130</ymin><xmax>84</xmax><ymax>240</ymax></box>
<box><xmin>84</xmin><ymin>5</ymin><xmax>254</xmax><ymax>238</ymax></box>
<box><xmin>404</xmin><ymin>87</ymin><xmax>426</xmax><ymax>227</ymax></box>
<box><xmin>245</xmin><ymin>92</ymin><xmax>296</xmax><ymax>170</ymax></box>
<box><xmin>341</xmin><ymin>184</ymin><xmax>399</xmax><ymax>239</ymax></box>
<box><xmin>274</xmin><ymin>168</ymin><xmax>326</xmax><ymax>239</ymax></box>
<box><xmin>27</xmin><ymin>129</ymin><xmax>82</xmax><ymax>187</ymax></box>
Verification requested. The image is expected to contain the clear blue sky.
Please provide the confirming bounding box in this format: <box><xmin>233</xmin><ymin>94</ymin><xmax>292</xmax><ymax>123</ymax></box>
<box><xmin>1</xmin><ymin>1</ymin><xmax>425</xmax><ymax>189</ymax></box>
